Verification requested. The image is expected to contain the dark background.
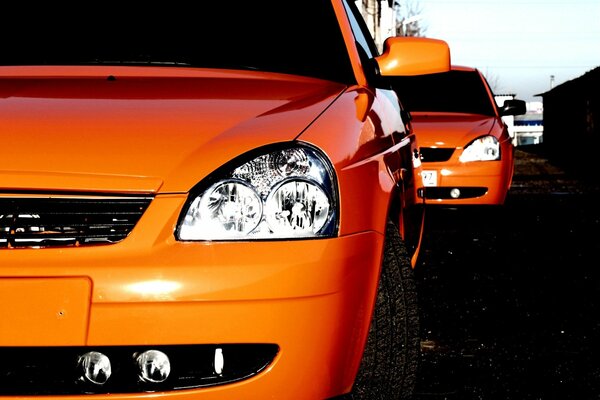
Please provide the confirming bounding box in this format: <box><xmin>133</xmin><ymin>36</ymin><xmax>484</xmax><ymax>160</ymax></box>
<box><xmin>411</xmin><ymin>145</ymin><xmax>600</xmax><ymax>399</ymax></box>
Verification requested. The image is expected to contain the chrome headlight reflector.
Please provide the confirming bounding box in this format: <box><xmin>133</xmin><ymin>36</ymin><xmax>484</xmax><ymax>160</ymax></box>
<box><xmin>177</xmin><ymin>145</ymin><xmax>337</xmax><ymax>240</ymax></box>
<box><xmin>265</xmin><ymin>178</ymin><xmax>330</xmax><ymax>236</ymax></box>
<box><xmin>459</xmin><ymin>135</ymin><xmax>501</xmax><ymax>162</ymax></box>
<box><xmin>179</xmin><ymin>180</ymin><xmax>262</xmax><ymax>240</ymax></box>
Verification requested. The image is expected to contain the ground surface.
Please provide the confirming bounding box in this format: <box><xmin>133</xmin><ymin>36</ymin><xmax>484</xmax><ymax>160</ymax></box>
<box><xmin>412</xmin><ymin>145</ymin><xmax>600</xmax><ymax>399</ymax></box>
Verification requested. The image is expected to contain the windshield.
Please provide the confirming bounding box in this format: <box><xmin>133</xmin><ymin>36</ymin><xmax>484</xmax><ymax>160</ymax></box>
<box><xmin>391</xmin><ymin>70</ymin><xmax>497</xmax><ymax>116</ymax></box>
<box><xmin>1</xmin><ymin>2</ymin><xmax>355</xmax><ymax>84</ymax></box>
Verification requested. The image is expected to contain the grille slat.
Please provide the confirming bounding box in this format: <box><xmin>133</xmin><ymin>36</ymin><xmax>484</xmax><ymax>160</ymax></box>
<box><xmin>0</xmin><ymin>196</ymin><xmax>152</xmax><ymax>248</ymax></box>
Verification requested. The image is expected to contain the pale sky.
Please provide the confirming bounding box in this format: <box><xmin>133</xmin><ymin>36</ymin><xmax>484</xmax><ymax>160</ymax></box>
<box><xmin>417</xmin><ymin>0</ymin><xmax>600</xmax><ymax>102</ymax></box>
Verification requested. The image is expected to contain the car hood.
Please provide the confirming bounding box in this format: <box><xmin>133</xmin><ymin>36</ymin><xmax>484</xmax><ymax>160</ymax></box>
<box><xmin>409</xmin><ymin>112</ymin><xmax>497</xmax><ymax>148</ymax></box>
<box><xmin>0</xmin><ymin>66</ymin><xmax>346</xmax><ymax>194</ymax></box>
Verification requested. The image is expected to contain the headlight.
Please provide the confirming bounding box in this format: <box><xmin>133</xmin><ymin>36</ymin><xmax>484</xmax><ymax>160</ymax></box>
<box><xmin>177</xmin><ymin>144</ymin><xmax>338</xmax><ymax>240</ymax></box>
<box><xmin>459</xmin><ymin>135</ymin><xmax>500</xmax><ymax>162</ymax></box>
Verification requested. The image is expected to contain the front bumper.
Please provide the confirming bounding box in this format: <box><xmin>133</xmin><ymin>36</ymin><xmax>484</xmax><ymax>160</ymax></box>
<box><xmin>418</xmin><ymin>160</ymin><xmax>511</xmax><ymax>205</ymax></box>
<box><xmin>0</xmin><ymin>195</ymin><xmax>385</xmax><ymax>399</ymax></box>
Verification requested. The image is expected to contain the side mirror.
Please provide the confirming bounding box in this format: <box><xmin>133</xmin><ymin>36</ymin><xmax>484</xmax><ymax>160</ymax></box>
<box><xmin>375</xmin><ymin>37</ymin><xmax>451</xmax><ymax>77</ymax></box>
<box><xmin>500</xmin><ymin>99</ymin><xmax>527</xmax><ymax>116</ymax></box>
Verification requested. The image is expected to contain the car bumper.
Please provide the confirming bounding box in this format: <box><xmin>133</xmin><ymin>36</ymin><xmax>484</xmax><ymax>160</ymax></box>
<box><xmin>418</xmin><ymin>160</ymin><xmax>512</xmax><ymax>205</ymax></box>
<box><xmin>0</xmin><ymin>195</ymin><xmax>386</xmax><ymax>399</ymax></box>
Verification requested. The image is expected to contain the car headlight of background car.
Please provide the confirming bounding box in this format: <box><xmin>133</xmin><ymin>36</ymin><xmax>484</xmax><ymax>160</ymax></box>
<box><xmin>459</xmin><ymin>135</ymin><xmax>501</xmax><ymax>162</ymax></box>
<box><xmin>177</xmin><ymin>144</ymin><xmax>338</xmax><ymax>240</ymax></box>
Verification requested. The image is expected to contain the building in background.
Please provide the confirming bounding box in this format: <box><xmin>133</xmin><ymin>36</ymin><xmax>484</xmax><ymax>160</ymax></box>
<box><xmin>355</xmin><ymin>0</ymin><xmax>424</xmax><ymax>51</ymax></box>
<box><xmin>354</xmin><ymin>0</ymin><xmax>397</xmax><ymax>51</ymax></box>
<box><xmin>540</xmin><ymin>66</ymin><xmax>600</xmax><ymax>169</ymax></box>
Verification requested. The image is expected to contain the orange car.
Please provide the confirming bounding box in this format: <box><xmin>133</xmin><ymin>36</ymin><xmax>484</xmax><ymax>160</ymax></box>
<box><xmin>392</xmin><ymin>66</ymin><xmax>527</xmax><ymax>206</ymax></box>
<box><xmin>0</xmin><ymin>3</ymin><xmax>450</xmax><ymax>399</ymax></box>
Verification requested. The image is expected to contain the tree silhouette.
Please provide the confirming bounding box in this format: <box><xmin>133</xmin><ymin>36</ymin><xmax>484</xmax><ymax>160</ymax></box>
<box><xmin>395</xmin><ymin>0</ymin><xmax>426</xmax><ymax>37</ymax></box>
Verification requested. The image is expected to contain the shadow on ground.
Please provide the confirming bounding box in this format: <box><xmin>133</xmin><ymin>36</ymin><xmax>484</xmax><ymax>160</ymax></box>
<box><xmin>412</xmin><ymin>145</ymin><xmax>600</xmax><ymax>399</ymax></box>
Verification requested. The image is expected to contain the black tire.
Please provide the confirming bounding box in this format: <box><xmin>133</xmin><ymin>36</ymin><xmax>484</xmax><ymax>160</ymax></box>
<box><xmin>348</xmin><ymin>220</ymin><xmax>420</xmax><ymax>400</ymax></box>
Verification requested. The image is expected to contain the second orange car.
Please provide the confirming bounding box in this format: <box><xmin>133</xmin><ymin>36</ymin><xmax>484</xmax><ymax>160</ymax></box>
<box><xmin>392</xmin><ymin>66</ymin><xmax>527</xmax><ymax>206</ymax></box>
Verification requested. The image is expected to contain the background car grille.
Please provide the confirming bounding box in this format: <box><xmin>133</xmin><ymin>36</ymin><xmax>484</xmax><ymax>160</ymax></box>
<box><xmin>0</xmin><ymin>195</ymin><xmax>152</xmax><ymax>248</ymax></box>
<box><xmin>420</xmin><ymin>147</ymin><xmax>455</xmax><ymax>162</ymax></box>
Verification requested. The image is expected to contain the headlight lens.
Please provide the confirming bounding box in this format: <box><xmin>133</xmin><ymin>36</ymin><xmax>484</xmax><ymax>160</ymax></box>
<box><xmin>459</xmin><ymin>135</ymin><xmax>500</xmax><ymax>162</ymax></box>
<box><xmin>265</xmin><ymin>179</ymin><xmax>330</xmax><ymax>236</ymax></box>
<box><xmin>177</xmin><ymin>145</ymin><xmax>337</xmax><ymax>240</ymax></box>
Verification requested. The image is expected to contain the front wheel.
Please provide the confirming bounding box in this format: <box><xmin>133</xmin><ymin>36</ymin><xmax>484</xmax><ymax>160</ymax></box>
<box><xmin>348</xmin><ymin>220</ymin><xmax>420</xmax><ymax>399</ymax></box>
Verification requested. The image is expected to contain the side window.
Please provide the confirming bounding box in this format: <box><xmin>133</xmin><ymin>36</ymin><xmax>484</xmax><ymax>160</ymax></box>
<box><xmin>342</xmin><ymin>0</ymin><xmax>380</xmax><ymax>61</ymax></box>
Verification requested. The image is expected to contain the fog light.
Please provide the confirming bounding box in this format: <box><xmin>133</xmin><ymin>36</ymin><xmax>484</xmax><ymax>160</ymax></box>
<box><xmin>136</xmin><ymin>350</ymin><xmax>171</xmax><ymax>383</ymax></box>
<box><xmin>450</xmin><ymin>188</ymin><xmax>461</xmax><ymax>198</ymax></box>
<box><xmin>78</xmin><ymin>351</ymin><xmax>111</xmax><ymax>385</ymax></box>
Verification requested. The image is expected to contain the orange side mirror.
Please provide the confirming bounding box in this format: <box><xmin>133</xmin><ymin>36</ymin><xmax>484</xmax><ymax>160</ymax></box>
<box><xmin>375</xmin><ymin>37</ymin><xmax>451</xmax><ymax>76</ymax></box>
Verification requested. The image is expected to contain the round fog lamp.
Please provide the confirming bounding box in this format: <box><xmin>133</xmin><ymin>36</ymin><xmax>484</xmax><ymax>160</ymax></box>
<box><xmin>78</xmin><ymin>351</ymin><xmax>112</xmax><ymax>385</ymax></box>
<box><xmin>136</xmin><ymin>350</ymin><xmax>171</xmax><ymax>383</ymax></box>
<box><xmin>450</xmin><ymin>188</ymin><xmax>461</xmax><ymax>199</ymax></box>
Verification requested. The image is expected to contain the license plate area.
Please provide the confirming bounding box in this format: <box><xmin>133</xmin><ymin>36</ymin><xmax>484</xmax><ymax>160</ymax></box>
<box><xmin>0</xmin><ymin>277</ymin><xmax>91</xmax><ymax>345</ymax></box>
<box><xmin>422</xmin><ymin>170</ymin><xmax>438</xmax><ymax>187</ymax></box>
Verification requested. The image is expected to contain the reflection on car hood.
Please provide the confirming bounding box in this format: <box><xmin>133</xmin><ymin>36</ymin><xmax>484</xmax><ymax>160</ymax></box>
<box><xmin>410</xmin><ymin>112</ymin><xmax>497</xmax><ymax>148</ymax></box>
<box><xmin>0</xmin><ymin>66</ymin><xmax>346</xmax><ymax>193</ymax></box>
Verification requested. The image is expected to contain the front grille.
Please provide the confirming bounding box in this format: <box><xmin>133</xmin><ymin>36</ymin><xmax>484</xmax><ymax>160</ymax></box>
<box><xmin>420</xmin><ymin>147</ymin><xmax>455</xmax><ymax>162</ymax></box>
<box><xmin>0</xmin><ymin>195</ymin><xmax>152</xmax><ymax>248</ymax></box>
<box><xmin>0</xmin><ymin>344</ymin><xmax>279</xmax><ymax>395</ymax></box>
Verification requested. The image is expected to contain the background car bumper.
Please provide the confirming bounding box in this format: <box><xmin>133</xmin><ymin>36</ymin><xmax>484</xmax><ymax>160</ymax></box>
<box><xmin>419</xmin><ymin>160</ymin><xmax>511</xmax><ymax>205</ymax></box>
